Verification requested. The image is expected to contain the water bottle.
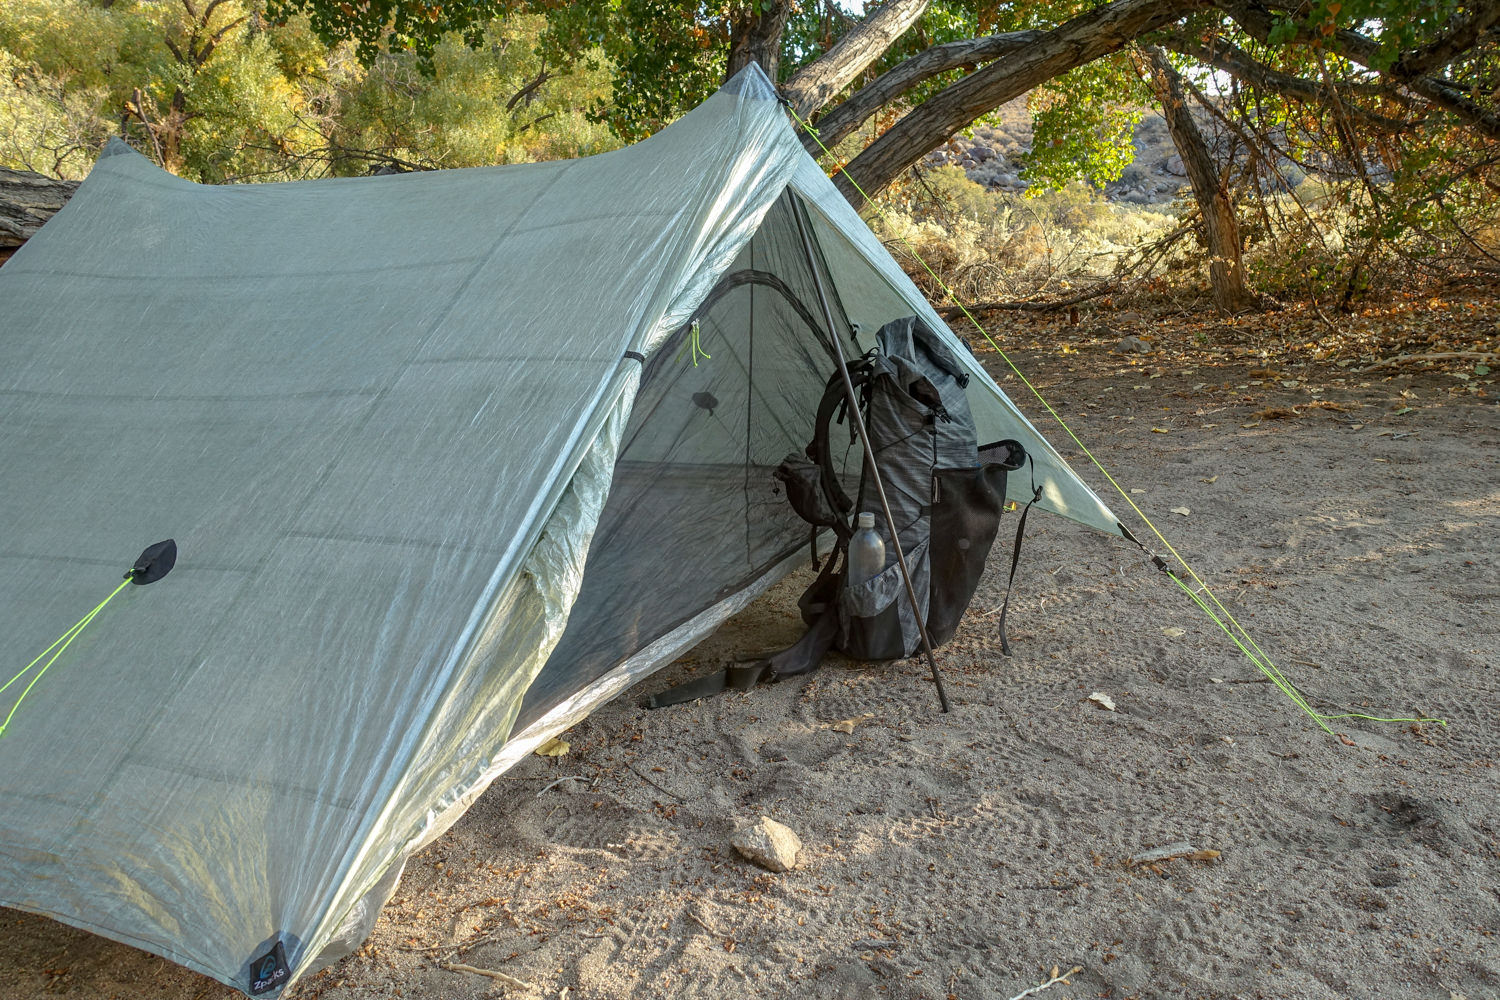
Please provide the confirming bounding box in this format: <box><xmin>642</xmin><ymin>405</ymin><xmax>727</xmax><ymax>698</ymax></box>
<box><xmin>847</xmin><ymin>512</ymin><xmax>886</xmax><ymax>587</ymax></box>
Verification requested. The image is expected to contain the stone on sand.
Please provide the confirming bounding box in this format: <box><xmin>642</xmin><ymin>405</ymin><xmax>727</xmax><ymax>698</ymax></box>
<box><xmin>1112</xmin><ymin>335</ymin><xmax>1152</xmax><ymax>354</ymax></box>
<box><xmin>731</xmin><ymin>816</ymin><xmax>802</xmax><ymax>872</ymax></box>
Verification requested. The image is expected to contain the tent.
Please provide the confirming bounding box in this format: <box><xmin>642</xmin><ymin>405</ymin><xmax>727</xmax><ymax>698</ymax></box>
<box><xmin>0</xmin><ymin>65</ymin><xmax>1122</xmax><ymax>995</ymax></box>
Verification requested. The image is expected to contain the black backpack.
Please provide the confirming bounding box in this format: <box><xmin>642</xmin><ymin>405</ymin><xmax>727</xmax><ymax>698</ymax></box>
<box><xmin>646</xmin><ymin>315</ymin><xmax>1036</xmax><ymax>707</ymax></box>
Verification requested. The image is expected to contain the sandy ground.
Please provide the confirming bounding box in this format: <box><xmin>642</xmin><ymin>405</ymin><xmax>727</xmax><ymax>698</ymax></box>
<box><xmin>3</xmin><ymin>327</ymin><xmax>1497</xmax><ymax>1000</ymax></box>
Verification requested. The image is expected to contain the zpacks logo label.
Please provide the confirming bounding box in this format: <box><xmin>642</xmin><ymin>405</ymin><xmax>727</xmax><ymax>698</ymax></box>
<box><xmin>249</xmin><ymin>941</ymin><xmax>290</xmax><ymax>995</ymax></box>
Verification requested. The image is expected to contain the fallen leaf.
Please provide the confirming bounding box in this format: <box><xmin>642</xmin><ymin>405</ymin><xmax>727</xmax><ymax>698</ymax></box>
<box><xmin>1131</xmin><ymin>488</ymin><xmax>1146</xmax><ymax>494</ymax></box>
<box><xmin>1392</xmin><ymin>406</ymin><xmax>1414</xmax><ymax>416</ymax></box>
<box><xmin>534</xmin><ymin>737</ymin><xmax>570</xmax><ymax>757</ymax></box>
<box><xmin>1087</xmin><ymin>692</ymin><xmax>1117</xmax><ymax>711</ymax></box>
<box><xmin>1170</xmin><ymin>506</ymin><xmax>1191</xmax><ymax>516</ymax></box>
<box><xmin>824</xmin><ymin>712</ymin><xmax>874</xmax><ymax>734</ymax></box>
<box><xmin>1349</xmin><ymin>423</ymin><xmax>1364</xmax><ymax>430</ymax></box>
<box><xmin>1476</xmin><ymin>364</ymin><xmax>1491</xmax><ymax>376</ymax></box>
<box><xmin>1161</xmin><ymin>627</ymin><xmax>1186</xmax><ymax>638</ymax></box>
<box><xmin>1200</xmin><ymin>475</ymin><xmax>1218</xmax><ymax>484</ymax></box>
<box><xmin>1338</xmin><ymin>734</ymin><xmax>1357</xmax><ymax>747</ymax></box>
<box><xmin>1281</xmin><ymin>380</ymin><xmax>1300</xmax><ymax>388</ymax></box>
<box><xmin>1151</xmin><ymin>427</ymin><xmax>1170</xmax><ymax>434</ymax></box>
<box><xmin>1241</xmin><ymin>421</ymin><xmax>1260</xmax><ymax>428</ymax></box>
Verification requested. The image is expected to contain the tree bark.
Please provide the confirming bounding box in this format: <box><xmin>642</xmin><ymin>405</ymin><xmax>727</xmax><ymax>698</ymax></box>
<box><xmin>1145</xmin><ymin>46</ymin><xmax>1261</xmax><ymax>312</ymax></box>
<box><xmin>781</xmin><ymin>0</ymin><xmax>930</xmax><ymax>116</ymax></box>
<box><xmin>0</xmin><ymin>166</ymin><xmax>79</xmax><ymax>266</ymax></box>
<box><xmin>799</xmin><ymin>31</ymin><xmax>1044</xmax><ymax>155</ymax></box>
<box><xmin>726</xmin><ymin>2</ymin><xmax>791</xmax><ymax>82</ymax></box>
<box><xmin>835</xmin><ymin>0</ymin><xmax>1203</xmax><ymax>203</ymax></box>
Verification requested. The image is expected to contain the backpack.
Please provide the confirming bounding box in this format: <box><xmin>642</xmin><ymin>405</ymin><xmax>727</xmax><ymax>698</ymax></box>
<box><xmin>645</xmin><ymin>315</ymin><xmax>1035</xmax><ymax>708</ymax></box>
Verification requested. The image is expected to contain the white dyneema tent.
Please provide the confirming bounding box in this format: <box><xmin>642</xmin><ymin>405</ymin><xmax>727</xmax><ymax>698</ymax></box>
<box><xmin>0</xmin><ymin>65</ymin><xmax>1121</xmax><ymax>995</ymax></box>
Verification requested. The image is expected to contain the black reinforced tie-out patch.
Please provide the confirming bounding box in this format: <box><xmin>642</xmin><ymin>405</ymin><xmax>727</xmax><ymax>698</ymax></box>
<box><xmin>248</xmin><ymin>940</ymin><xmax>290</xmax><ymax>995</ymax></box>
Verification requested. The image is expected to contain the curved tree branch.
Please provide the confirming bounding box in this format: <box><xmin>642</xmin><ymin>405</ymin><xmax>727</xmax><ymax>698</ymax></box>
<box><xmin>1158</xmin><ymin>32</ymin><xmax>1412</xmax><ymax>133</ymax></box>
<box><xmin>781</xmin><ymin>0</ymin><xmax>931</xmax><ymax>116</ymax></box>
<box><xmin>1216</xmin><ymin>0</ymin><xmax>1500</xmax><ymax>138</ymax></box>
<box><xmin>835</xmin><ymin>0</ymin><xmax>1206</xmax><ymax>203</ymax></box>
<box><xmin>799</xmin><ymin>31</ymin><xmax>1045</xmax><ymax>155</ymax></box>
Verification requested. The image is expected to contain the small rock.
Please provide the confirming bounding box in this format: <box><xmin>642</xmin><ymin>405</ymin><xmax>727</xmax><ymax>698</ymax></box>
<box><xmin>731</xmin><ymin>816</ymin><xmax>802</xmax><ymax>872</ymax></box>
<box><xmin>1112</xmin><ymin>335</ymin><xmax>1151</xmax><ymax>354</ymax></box>
<box><xmin>1164</xmin><ymin>153</ymin><xmax>1186</xmax><ymax>176</ymax></box>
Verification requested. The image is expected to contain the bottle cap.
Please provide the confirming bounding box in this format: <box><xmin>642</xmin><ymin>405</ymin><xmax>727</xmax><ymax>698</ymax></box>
<box><xmin>857</xmin><ymin>512</ymin><xmax>876</xmax><ymax>529</ymax></box>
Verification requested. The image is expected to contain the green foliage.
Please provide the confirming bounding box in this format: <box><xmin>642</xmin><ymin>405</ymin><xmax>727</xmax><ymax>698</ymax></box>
<box><xmin>541</xmin><ymin>0</ymin><xmax>729</xmax><ymax>141</ymax></box>
<box><xmin>1263</xmin><ymin>0</ymin><xmax>1466</xmax><ymax>67</ymax></box>
<box><xmin>0</xmin><ymin>1</ymin><xmax>619</xmax><ymax>181</ymax></box>
<box><xmin>1024</xmin><ymin>57</ymin><xmax>1146</xmax><ymax>191</ymax></box>
<box><xmin>0</xmin><ymin>49</ymin><xmax>112</xmax><ymax>178</ymax></box>
<box><xmin>267</xmin><ymin>0</ymin><xmax>506</xmax><ymax>67</ymax></box>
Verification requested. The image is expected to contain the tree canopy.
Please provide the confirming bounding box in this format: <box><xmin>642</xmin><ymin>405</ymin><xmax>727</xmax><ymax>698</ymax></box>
<box><xmin>2</xmin><ymin>0</ymin><xmax>1496</xmax><ymax>308</ymax></box>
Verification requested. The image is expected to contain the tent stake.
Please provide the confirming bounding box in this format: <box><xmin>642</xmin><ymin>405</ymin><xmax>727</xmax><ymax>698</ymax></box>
<box><xmin>790</xmin><ymin>199</ymin><xmax>951</xmax><ymax>714</ymax></box>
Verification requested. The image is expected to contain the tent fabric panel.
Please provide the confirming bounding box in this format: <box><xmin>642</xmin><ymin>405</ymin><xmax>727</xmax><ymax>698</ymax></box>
<box><xmin>0</xmin><ymin>67</ymin><xmax>803</xmax><ymax>995</ymax></box>
<box><xmin>288</xmin><ymin>358</ymin><xmax>617</xmax><ymax>546</ymax></box>
<box><xmin>0</xmin><ymin>392</ymin><xmax>375</xmax><ymax>573</ymax></box>
<box><xmin>298</xmin><ymin>375</ymin><xmax>639</xmax><ymax>976</ymax></box>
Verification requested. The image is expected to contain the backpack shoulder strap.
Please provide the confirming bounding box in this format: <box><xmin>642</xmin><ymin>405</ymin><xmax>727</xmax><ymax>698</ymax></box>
<box><xmin>810</xmin><ymin>358</ymin><xmax>876</xmax><ymax>536</ymax></box>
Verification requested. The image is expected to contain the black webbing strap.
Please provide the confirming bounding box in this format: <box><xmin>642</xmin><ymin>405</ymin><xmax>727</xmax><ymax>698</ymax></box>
<box><xmin>997</xmin><ymin>479</ymin><xmax>1043</xmax><ymax>657</ymax></box>
<box><xmin>643</xmin><ymin>611</ymin><xmax>839</xmax><ymax>709</ymax></box>
<box><xmin>811</xmin><ymin>367</ymin><xmax>862</xmax><ymax>532</ymax></box>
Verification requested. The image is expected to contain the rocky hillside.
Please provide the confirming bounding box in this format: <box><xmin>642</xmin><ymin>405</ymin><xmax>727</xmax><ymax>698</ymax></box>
<box><xmin>924</xmin><ymin>95</ymin><xmax>1206</xmax><ymax>205</ymax></box>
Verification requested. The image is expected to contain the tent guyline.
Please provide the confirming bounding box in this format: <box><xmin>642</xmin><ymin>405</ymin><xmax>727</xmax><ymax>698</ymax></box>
<box><xmin>0</xmin><ymin>578</ymin><xmax>131</xmax><ymax>740</ymax></box>
<box><xmin>777</xmin><ymin>97</ymin><xmax>1442</xmax><ymax>735</ymax></box>
<box><xmin>1</xmin><ymin>539</ymin><xmax>177</xmax><ymax>739</ymax></box>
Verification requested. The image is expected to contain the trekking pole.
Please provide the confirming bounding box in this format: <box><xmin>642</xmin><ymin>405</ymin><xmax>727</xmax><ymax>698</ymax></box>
<box><xmin>790</xmin><ymin>200</ymin><xmax>951</xmax><ymax>714</ymax></box>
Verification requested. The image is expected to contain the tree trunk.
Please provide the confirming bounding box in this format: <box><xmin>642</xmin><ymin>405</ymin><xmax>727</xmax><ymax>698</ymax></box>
<box><xmin>800</xmin><ymin>31</ymin><xmax>1044</xmax><ymax>155</ymax></box>
<box><xmin>726</xmin><ymin>2</ymin><xmax>790</xmax><ymax>82</ymax></box>
<box><xmin>0</xmin><ymin>167</ymin><xmax>79</xmax><ymax>266</ymax></box>
<box><xmin>781</xmin><ymin>0</ymin><xmax>930</xmax><ymax>116</ymax></box>
<box><xmin>834</xmin><ymin>0</ymin><xmax>1201</xmax><ymax>203</ymax></box>
<box><xmin>1145</xmin><ymin>46</ymin><xmax>1260</xmax><ymax>312</ymax></box>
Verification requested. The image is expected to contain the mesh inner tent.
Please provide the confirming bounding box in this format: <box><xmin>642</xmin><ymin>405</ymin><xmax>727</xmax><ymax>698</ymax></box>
<box><xmin>516</xmin><ymin>192</ymin><xmax>865</xmax><ymax>727</ymax></box>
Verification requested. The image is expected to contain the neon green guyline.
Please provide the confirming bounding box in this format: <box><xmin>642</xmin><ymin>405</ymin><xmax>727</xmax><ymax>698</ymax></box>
<box><xmin>0</xmin><ymin>577</ymin><xmax>132</xmax><ymax>739</ymax></box>
<box><xmin>782</xmin><ymin>102</ymin><xmax>1441</xmax><ymax>735</ymax></box>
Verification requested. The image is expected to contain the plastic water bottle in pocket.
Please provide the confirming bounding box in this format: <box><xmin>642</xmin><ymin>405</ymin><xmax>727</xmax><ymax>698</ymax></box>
<box><xmin>846</xmin><ymin>512</ymin><xmax>886</xmax><ymax>587</ymax></box>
